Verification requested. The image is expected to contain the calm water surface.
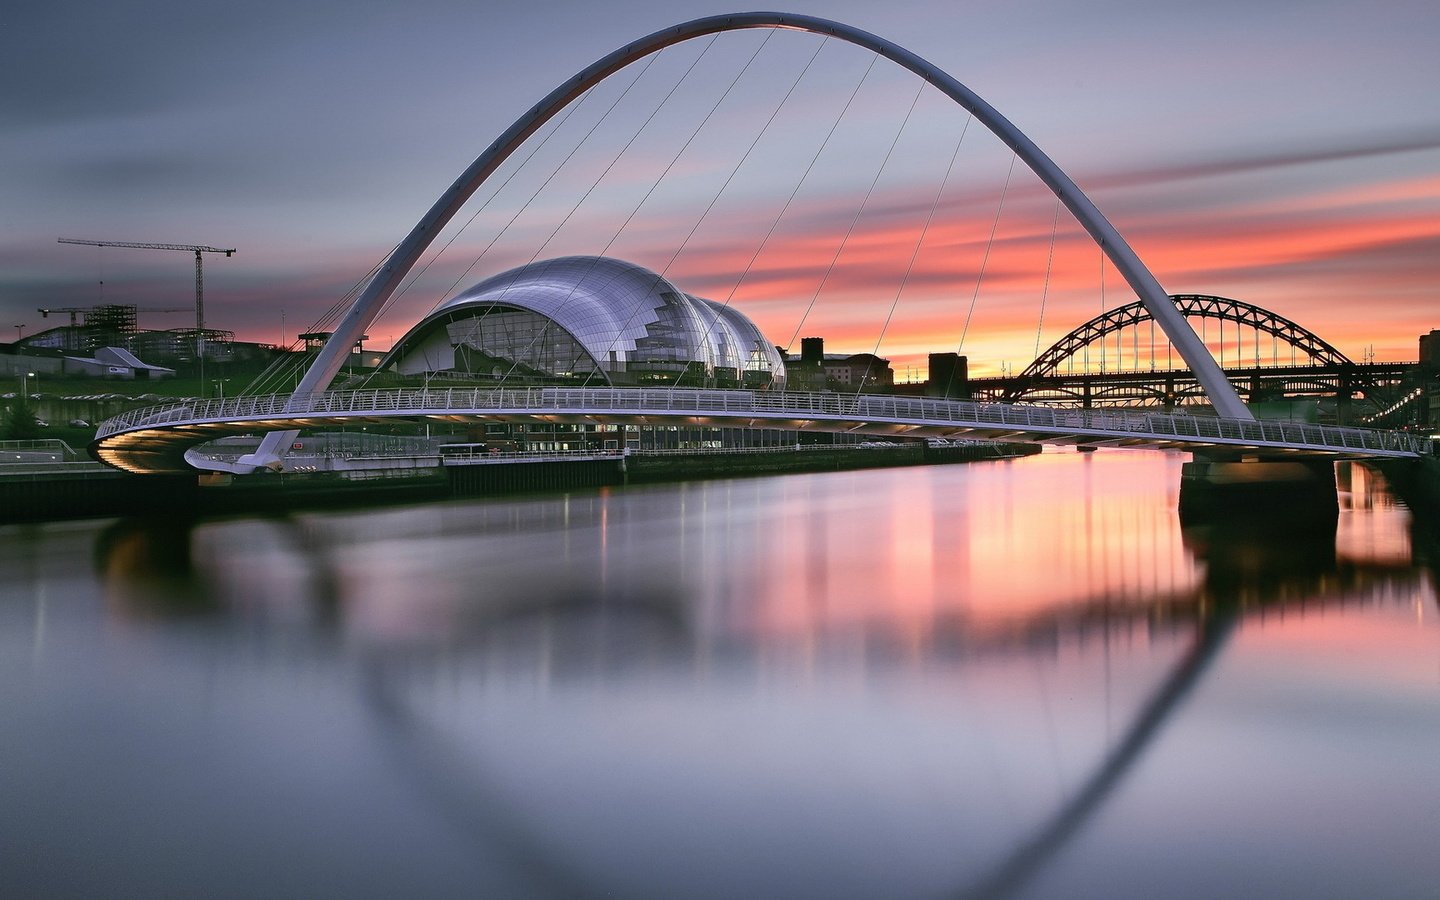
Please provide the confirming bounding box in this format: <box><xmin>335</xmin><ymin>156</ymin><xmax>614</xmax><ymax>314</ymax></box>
<box><xmin>2</xmin><ymin>450</ymin><xmax>1438</xmax><ymax>898</ymax></box>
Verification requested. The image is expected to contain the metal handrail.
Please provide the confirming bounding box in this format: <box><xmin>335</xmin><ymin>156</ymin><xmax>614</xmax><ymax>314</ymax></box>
<box><xmin>0</xmin><ymin>438</ymin><xmax>82</xmax><ymax>461</ymax></box>
<box><xmin>94</xmin><ymin>387</ymin><xmax>1433</xmax><ymax>458</ymax></box>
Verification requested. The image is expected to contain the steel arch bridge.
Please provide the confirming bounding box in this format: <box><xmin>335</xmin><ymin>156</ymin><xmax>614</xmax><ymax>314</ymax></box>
<box><xmin>978</xmin><ymin>362</ymin><xmax>1412</xmax><ymax>410</ymax></box>
<box><xmin>88</xmin><ymin>12</ymin><xmax>1426</xmax><ymax>471</ymax></box>
<box><xmin>227</xmin><ymin>9</ymin><xmax>1256</xmax><ymax>474</ymax></box>
<box><xmin>1022</xmin><ymin>294</ymin><xmax>1353</xmax><ymax>379</ymax></box>
<box><xmin>987</xmin><ymin>294</ymin><xmax>1412</xmax><ymax>410</ymax></box>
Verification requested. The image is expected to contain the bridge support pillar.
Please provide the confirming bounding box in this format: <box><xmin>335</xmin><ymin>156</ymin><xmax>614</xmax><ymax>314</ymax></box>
<box><xmin>1335</xmin><ymin>365</ymin><xmax>1356</xmax><ymax>425</ymax></box>
<box><xmin>1336</xmin><ymin>393</ymin><xmax>1354</xmax><ymax>425</ymax></box>
<box><xmin>1178</xmin><ymin>454</ymin><xmax>1337</xmax><ymax>529</ymax></box>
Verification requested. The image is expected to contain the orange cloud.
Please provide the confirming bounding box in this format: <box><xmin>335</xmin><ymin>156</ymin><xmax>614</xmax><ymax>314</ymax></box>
<box><xmin>214</xmin><ymin>156</ymin><xmax>1437</xmax><ymax>379</ymax></box>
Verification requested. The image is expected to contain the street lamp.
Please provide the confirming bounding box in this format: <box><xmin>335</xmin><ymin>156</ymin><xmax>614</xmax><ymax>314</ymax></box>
<box><xmin>17</xmin><ymin>370</ymin><xmax>37</xmax><ymax>410</ymax></box>
<box><xmin>212</xmin><ymin>378</ymin><xmax>230</xmax><ymax>401</ymax></box>
<box><xmin>12</xmin><ymin>324</ymin><xmax>23</xmax><ymax>341</ymax></box>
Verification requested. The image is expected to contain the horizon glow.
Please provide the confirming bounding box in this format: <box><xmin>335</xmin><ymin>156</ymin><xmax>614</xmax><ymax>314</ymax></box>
<box><xmin>3</xmin><ymin>2</ymin><xmax>1436</xmax><ymax>378</ymax></box>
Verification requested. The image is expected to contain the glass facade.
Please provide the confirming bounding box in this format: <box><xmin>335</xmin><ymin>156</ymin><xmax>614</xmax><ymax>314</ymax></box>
<box><xmin>445</xmin><ymin>310</ymin><xmax>599</xmax><ymax>379</ymax></box>
<box><xmin>384</xmin><ymin>257</ymin><xmax>785</xmax><ymax>389</ymax></box>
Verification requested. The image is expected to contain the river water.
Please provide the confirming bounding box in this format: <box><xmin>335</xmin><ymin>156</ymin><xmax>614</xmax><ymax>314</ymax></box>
<box><xmin>2</xmin><ymin>449</ymin><xmax>1437</xmax><ymax>899</ymax></box>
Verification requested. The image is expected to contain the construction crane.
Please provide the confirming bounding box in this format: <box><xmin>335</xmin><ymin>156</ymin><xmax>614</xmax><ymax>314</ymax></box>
<box><xmin>38</xmin><ymin>305</ymin><xmax>191</xmax><ymax>326</ymax></box>
<box><xmin>36</xmin><ymin>306</ymin><xmax>91</xmax><ymax>327</ymax></box>
<box><xmin>58</xmin><ymin>238</ymin><xmax>235</xmax><ymax>388</ymax></box>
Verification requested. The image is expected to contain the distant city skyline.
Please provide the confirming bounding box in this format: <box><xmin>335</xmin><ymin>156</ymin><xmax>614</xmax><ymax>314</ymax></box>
<box><xmin>4</xmin><ymin>0</ymin><xmax>1437</xmax><ymax>376</ymax></box>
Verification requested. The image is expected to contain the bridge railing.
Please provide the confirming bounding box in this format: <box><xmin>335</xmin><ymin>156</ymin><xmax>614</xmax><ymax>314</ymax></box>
<box><xmin>95</xmin><ymin>387</ymin><xmax>1433</xmax><ymax>457</ymax></box>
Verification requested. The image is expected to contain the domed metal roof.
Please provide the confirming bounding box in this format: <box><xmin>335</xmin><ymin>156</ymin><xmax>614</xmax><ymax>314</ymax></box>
<box><xmin>386</xmin><ymin>256</ymin><xmax>784</xmax><ymax>388</ymax></box>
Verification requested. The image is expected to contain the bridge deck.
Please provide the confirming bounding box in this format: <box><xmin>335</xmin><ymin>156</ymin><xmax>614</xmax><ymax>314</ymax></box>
<box><xmin>92</xmin><ymin>387</ymin><xmax>1431</xmax><ymax>474</ymax></box>
<box><xmin>966</xmin><ymin>360</ymin><xmax>1416</xmax><ymax>404</ymax></box>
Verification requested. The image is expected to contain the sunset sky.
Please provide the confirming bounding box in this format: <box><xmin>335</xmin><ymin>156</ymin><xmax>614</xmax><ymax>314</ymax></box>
<box><xmin>4</xmin><ymin>0</ymin><xmax>1438</xmax><ymax>377</ymax></box>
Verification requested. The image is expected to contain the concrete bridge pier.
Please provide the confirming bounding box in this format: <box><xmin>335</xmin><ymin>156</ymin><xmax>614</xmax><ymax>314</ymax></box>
<box><xmin>1372</xmin><ymin>457</ymin><xmax>1440</xmax><ymax>522</ymax></box>
<box><xmin>1178</xmin><ymin>452</ymin><xmax>1338</xmax><ymax>529</ymax></box>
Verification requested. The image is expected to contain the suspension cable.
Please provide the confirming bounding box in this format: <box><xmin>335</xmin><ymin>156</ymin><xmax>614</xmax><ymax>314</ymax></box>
<box><xmin>577</xmin><ymin>34</ymin><xmax>831</xmax><ymax>389</ymax></box>
<box><xmin>783</xmin><ymin>76</ymin><xmax>927</xmax><ymax>353</ymax></box>
<box><xmin>238</xmin><ymin>251</ymin><xmax>397</xmax><ymax>396</ymax></box>
<box><xmin>397</xmin><ymin>45</ymin><xmax>665</xmax><ymax>319</ymax></box>
<box><xmin>1098</xmin><ymin>247</ymin><xmax>1106</xmax><ymax>372</ymax></box>
<box><xmin>471</xmin><ymin>38</ymin><xmax>725</xmax><ymax>387</ymax></box>
<box><xmin>956</xmin><ymin>153</ymin><xmax>1017</xmax><ymax>356</ymax></box>
<box><xmin>641</xmin><ymin>34</ymin><xmax>829</xmax><ymax>390</ymax></box>
<box><xmin>489</xmin><ymin>33</ymin><xmax>738</xmax><ymax>386</ymax></box>
<box><xmin>530</xmin><ymin>37</ymin><xmax>720</xmax><ymax>270</ymax></box>
<box><xmin>350</xmin><ymin>49</ymin><xmax>672</xmax><ymax>394</ymax></box>
<box><xmin>569</xmin><ymin>31</ymin><xmax>834</xmax><ymax>388</ymax></box>
<box><xmin>348</xmin><ymin>54</ymin><xmax>671</xmax><ymax>391</ymax></box>
<box><xmin>341</xmin><ymin>92</ymin><xmax>609</xmax><ymax>393</ymax></box>
<box><xmin>348</xmin><ymin>38</ymin><xmax>706</xmax><ymax>392</ymax></box>
<box><xmin>696</xmin><ymin>50</ymin><xmax>879</xmax><ymax>367</ymax></box>
<box><xmin>863</xmin><ymin>100</ymin><xmax>969</xmax><ymax>399</ymax></box>
<box><xmin>1033</xmin><ymin>197</ymin><xmax>1061</xmax><ymax>362</ymax></box>
<box><xmin>377</xmin><ymin>77</ymin><xmax>610</xmax><ymax>328</ymax></box>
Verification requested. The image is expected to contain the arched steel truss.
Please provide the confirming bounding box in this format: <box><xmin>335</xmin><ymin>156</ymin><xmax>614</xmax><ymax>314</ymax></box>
<box><xmin>1023</xmin><ymin>294</ymin><xmax>1353</xmax><ymax>379</ymax></box>
<box><xmin>238</xmin><ymin>11</ymin><xmax>1252</xmax><ymax>471</ymax></box>
<box><xmin>992</xmin><ymin>370</ymin><xmax>1386</xmax><ymax>409</ymax></box>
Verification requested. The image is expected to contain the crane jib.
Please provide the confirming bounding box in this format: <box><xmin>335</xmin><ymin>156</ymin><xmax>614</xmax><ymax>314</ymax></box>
<box><xmin>56</xmin><ymin>237</ymin><xmax>237</xmax><ymax>393</ymax></box>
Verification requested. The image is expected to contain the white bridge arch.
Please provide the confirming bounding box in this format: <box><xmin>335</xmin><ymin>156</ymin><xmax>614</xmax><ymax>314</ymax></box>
<box><xmin>228</xmin><ymin>10</ymin><xmax>1252</xmax><ymax>473</ymax></box>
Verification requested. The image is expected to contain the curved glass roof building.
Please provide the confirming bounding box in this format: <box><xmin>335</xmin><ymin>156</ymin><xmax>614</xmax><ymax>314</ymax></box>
<box><xmin>383</xmin><ymin>256</ymin><xmax>786</xmax><ymax>389</ymax></box>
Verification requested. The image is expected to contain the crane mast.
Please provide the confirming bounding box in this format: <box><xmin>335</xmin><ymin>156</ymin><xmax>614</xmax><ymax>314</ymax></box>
<box><xmin>58</xmin><ymin>238</ymin><xmax>235</xmax><ymax>390</ymax></box>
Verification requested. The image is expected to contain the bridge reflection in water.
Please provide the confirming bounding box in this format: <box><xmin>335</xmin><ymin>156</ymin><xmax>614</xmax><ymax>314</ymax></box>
<box><xmin>0</xmin><ymin>451</ymin><xmax>1422</xmax><ymax>898</ymax></box>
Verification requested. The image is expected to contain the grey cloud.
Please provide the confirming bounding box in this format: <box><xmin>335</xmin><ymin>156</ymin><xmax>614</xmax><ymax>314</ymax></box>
<box><xmin>52</xmin><ymin>154</ymin><xmax>214</xmax><ymax>192</ymax></box>
<box><xmin>1083</xmin><ymin>130</ymin><xmax>1440</xmax><ymax>191</ymax></box>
